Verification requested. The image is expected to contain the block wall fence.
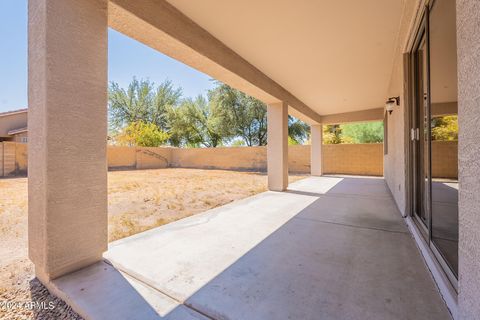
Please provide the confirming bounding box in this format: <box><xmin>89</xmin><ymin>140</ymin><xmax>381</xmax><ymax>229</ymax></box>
<box><xmin>0</xmin><ymin>142</ymin><xmax>455</xmax><ymax>178</ymax></box>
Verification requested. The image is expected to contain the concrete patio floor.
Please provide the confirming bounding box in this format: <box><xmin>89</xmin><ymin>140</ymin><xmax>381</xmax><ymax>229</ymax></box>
<box><xmin>48</xmin><ymin>176</ymin><xmax>452</xmax><ymax>320</ymax></box>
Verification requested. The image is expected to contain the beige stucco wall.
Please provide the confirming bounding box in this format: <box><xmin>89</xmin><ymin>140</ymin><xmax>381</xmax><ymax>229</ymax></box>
<box><xmin>383</xmin><ymin>0</ymin><xmax>422</xmax><ymax>216</ymax></box>
<box><xmin>457</xmin><ymin>0</ymin><xmax>480</xmax><ymax>317</ymax></box>
<box><xmin>28</xmin><ymin>0</ymin><xmax>109</xmax><ymax>281</ymax></box>
<box><xmin>13</xmin><ymin>132</ymin><xmax>28</xmax><ymax>143</ymax></box>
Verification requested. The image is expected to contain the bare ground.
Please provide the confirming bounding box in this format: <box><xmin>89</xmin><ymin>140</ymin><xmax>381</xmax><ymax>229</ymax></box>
<box><xmin>0</xmin><ymin>168</ymin><xmax>306</xmax><ymax>319</ymax></box>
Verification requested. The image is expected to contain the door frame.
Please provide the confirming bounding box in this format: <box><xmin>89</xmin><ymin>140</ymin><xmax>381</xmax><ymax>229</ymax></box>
<box><xmin>405</xmin><ymin>1</ymin><xmax>458</xmax><ymax>290</ymax></box>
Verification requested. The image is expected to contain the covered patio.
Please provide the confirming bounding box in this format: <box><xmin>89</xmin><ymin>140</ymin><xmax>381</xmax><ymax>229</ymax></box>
<box><xmin>26</xmin><ymin>0</ymin><xmax>480</xmax><ymax>318</ymax></box>
<box><xmin>47</xmin><ymin>176</ymin><xmax>450</xmax><ymax>319</ymax></box>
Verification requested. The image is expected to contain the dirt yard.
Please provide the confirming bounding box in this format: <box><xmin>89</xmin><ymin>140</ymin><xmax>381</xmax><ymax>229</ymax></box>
<box><xmin>0</xmin><ymin>168</ymin><xmax>306</xmax><ymax>319</ymax></box>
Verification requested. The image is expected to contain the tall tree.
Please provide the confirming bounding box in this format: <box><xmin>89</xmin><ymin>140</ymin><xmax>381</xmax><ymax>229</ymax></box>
<box><xmin>340</xmin><ymin>122</ymin><xmax>384</xmax><ymax>143</ymax></box>
<box><xmin>288</xmin><ymin>115</ymin><xmax>310</xmax><ymax>144</ymax></box>
<box><xmin>323</xmin><ymin>124</ymin><xmax>344</xmax><ymax>144</ymax></box>
<box><xmin>431</xmin><ymin>115</ymin><xmax>458</xmax><ymax>141</ymax></box>
<box><xmin>209</xmin><ymin>83</ymin><xmax>267</xmax><ymax>146</ymax></box>
<box><xmin>167</xmin><ymin>95</ymin><xmax>231</xmax><ymax>147</ymax></box>
<box><xmin>108</xmin><ymin>78</ymin><xmax>154</xmax><ymax>130</ymax></box>
<box><xmin>151</xmin><ymin>81</ymin><xmax>183</xmax><ymax>130</ymax></box>
<box><xmin>108</xmin><ymin>78</ymin><xmax>182</xmax><ymax>131</ymax></box>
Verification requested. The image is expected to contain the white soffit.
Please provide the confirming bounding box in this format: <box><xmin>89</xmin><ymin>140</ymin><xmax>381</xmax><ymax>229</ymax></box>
<box><xmin>166</xmin><ymin>0</ymin><xmax>404</xmax><ymax>115</ymax></box>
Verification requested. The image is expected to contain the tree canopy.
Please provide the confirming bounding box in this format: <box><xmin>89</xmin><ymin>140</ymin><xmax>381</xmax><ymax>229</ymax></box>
<box><xmin>323</xmin><ymin>122</ymin><xmax>384</xmax><ymax>144</ymax></box>
<box><xmin>166</xmin><ymin>95</ymin><xmax>230</xmax><ymax>147</ymax></box>
<box><xmin>209</xmin><ymin>83</ymin><xmax>268</xmax><ymax>146</ymax></box>
<box><xmin>115</xmin><ymin>121</ymin><xmax>170</xmax><ymax>147</ymax></box>
<box><xmin>431</xmin><ymin>115</ymin><xmax>458</xmax><ymax>141</ymax></box>
<box><xmin>108</xmin><ymin>78</ymin><xmax>182</xmax><ymax>131</ymax></box>
<box><xmin>108</xmin><ymin>78</ymin><xmax>311</xmax><ymax>147</ymax></box>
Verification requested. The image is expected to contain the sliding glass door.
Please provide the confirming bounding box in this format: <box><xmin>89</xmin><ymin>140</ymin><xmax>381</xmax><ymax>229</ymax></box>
<box><xmin>410</xmin><ymin>0</ymin><xmax>458</xmax><ymax>285</ymax></box>
<box><xmin>429</xmin><ymin>0</ymin><xmax>459</xmax><ymax>279</ymax></box>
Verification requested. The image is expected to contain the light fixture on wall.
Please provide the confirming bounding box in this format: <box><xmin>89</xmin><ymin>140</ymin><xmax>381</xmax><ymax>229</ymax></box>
<box><xmin>385</xmin><ymin>96</ymin><xmax>400</xmax><ymax>115</ymax></box>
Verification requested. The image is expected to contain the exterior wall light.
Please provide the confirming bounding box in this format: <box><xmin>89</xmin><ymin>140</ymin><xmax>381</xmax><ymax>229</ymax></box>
<box><xmin>385</xmin><ymin>96</ymin><xmax>400</xmax><ymax>114</ymax></box>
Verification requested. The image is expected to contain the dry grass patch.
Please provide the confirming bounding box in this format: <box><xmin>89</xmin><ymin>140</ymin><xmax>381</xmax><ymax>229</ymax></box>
<box><xmin>107</xmin><ymin>168</ymin><xmax>306</xmax><ymax>241</ymax></box>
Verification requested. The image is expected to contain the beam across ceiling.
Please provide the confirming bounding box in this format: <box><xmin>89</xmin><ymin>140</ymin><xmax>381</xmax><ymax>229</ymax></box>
<box><xmin>321</xmin><ymin>108</ymin><xmax>385</xmax><ymax>125</ymax></box>
<box><xmin>108</xmin><ymin>0</ymin><xmax>322</xmax><ymax>124</ymax></box>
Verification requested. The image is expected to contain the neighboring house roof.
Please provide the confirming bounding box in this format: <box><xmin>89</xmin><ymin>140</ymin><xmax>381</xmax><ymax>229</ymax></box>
<box><xmin>0</xmin><ymin>108</ymin><xmax>28</xmax><ymax>117</ymax></box>
<box><xmin>8</xmin><ymin>127</ymin><xmax>28</xmax><ymax>135</ymax></box>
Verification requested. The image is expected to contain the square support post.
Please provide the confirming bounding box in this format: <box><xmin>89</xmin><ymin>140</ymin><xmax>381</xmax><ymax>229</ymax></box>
<box><xmin>310</xmin><ymin>124</ymin><xmax>323</xmax><ymax>176</ymax></box>
<box><xmin>267</xmin><ymin>102</ymin><xmax>288</xmax><ymax>191</ymax></box>
<box><xmin>28</xmin><ymin>0</ymin><xmax>108</xmax><ymax>282</ymax></box>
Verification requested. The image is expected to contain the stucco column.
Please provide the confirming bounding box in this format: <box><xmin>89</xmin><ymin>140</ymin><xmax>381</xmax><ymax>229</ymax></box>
<box><xmin>267</xmin><ymin>102</ymin><xmax>288</xmax><ymax>191</ymax></box>
<box><xmin>310</xmin><ymin>124</ymin><xmax>323</xmax><ymax>176</ymax></box>
<box><xmin>456</xmin><ymin>1</ymin><xmax>480</xmax><ymax>318</ymax></box>
<box><xmin>28</xmin><ymin>0</ymin><xmax>108</xmax><ymax>282</ymax></box>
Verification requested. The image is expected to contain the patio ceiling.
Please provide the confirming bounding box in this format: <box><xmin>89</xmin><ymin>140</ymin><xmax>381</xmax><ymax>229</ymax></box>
<box><xmin>165</xmin><ymin>0</ymin><xmax>405</xmax><ymax>115</ymax></box>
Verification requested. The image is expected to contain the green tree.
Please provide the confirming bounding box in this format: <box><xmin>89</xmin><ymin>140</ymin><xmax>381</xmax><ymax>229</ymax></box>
<box><xmin>115</xmin><ymin>121</ymin><xmax>169</xmax><ymax>147</ymax></box>
<box><xmin>231</xmin><ymin>138</ymin><xmax>246</xmax><ymax>147</ymax></box>
<box><xmin>340</xmin><ymin>122</ymin><xmax>384</xmax><ymax>143</ymax></box>
<box><xmin>209</xmin><ymin>82</ymin><xmax>310</xmax><ymax>146</ymax></box>
<box><xmin>151</xmin><ymin>80</ymin><xmax>183</xmax><ymax>130</ymax></box>
<box><xmin>323</xmin><ymin>125</ymin><xmax>344</xmax><ymax>144</ymax></box>
<box><xmin>288</xmin><ymin>115</ymin><xmax>310</xmax><ymax>144</ymax></box>
<box><xmin>167</xmin><ymin>95</ymin><xmax>231</xmax><ymax>147</ymax></box>
<box><xmin>431</xmin><ymin>115</ymin><xmax>458</xmax><ymax>141</ymax></box>
<box><xmin>108</xmin><ymin>78</ymin><xmax>182</xmax><ymax>131</ymax></box>
<box><xmin>209</xmin><ymin>83</ymin><xmax>267</xmax><ymax>146</ymax></box>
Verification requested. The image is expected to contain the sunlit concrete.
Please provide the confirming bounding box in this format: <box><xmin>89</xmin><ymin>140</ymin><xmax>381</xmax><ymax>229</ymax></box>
<box><xmin>49</xmin><ymin>262</ymin><xmax>207</xmax><ymax>320</ymax></box>
<box><xmin>51</xmin><ymin>177</ymin><xmax>451</xmax><ymax>319</ymax></box>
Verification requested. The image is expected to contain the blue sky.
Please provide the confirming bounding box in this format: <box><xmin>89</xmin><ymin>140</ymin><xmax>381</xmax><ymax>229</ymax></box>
<box><xmin>0</xmin><ymin>0</ymin><xmax>215</xmax><ymax>113</ymax></box>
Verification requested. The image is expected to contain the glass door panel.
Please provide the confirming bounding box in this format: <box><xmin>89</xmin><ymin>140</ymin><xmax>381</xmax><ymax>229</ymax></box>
<box><xmin>412</xmin><ymin>32</ymin><xmax>430</xmax><ymax>231</ymax></box>
<box><xmin>429</xmin><ymin>0</ymin><xmax>459</xmax><ymax>277</ymax></box>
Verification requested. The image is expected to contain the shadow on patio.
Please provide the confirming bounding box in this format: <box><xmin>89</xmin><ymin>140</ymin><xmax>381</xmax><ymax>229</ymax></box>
<box><xmin>49</xmin><ymin>176</ymin><xmax>451</xmax><ymax>320</ymax></box>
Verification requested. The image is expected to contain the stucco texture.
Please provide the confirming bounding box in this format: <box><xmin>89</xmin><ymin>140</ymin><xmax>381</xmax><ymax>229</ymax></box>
<box><xmin>456</xmin><ymin>0</ymin><xmax>480</xmax><ymax>318</ymax></box>
<box><xmin>383</xmin><ymin>0</ymin><xmax>421</xmax><ymax>216</ymax></box>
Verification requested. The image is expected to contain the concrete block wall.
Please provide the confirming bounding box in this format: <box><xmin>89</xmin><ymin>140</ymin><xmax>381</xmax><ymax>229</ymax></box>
<box><xmin>0</xmin><ymin>142</ymin><xmax>27</xmax><ymax>176</ymax></box>
<box><xmin>3</xmin><ymin>142</ymin><xmax>17</xmax><ymax>176</ymax></box>
<box><xmin>107</xmin><ymin>146</ymin><xmax>136</xmax><ymax>168</ymax></box>
<box><xmin>0</xmin><ymin>143</ymin><xmax>3</xmax><ymax>176</ymax></box>
<box><xmin>431</xmin><ymin>141</ymin><xmax>458</xmax><ymax>179</ymax></box>
<box><xmin>15</xmin><ymin>143</ymin><xmax>27</xmax><ymax>174</ymax></box>
<box><xmin>288</xmin><ymin>145</ymin><xmax>311</xmax><ymax>173</ymax></box>
<box><xmin>171</xmin><ymin>146</ymin><xmax>267</xmax><ymax>171</ymax></box>
<box><xmin>135</xmin><ymin>147</ymin><xmax>172</xmax><ymax>169</ymax></box>
<box><xmin>2</xmin><ymin>143</ymin><xmax>389</xmax><ymax>177</ymax></box>
<box><xmin>323</xmin><ymin>144</ymin><xmax>384</xmax><ymax>176</ymax></box>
